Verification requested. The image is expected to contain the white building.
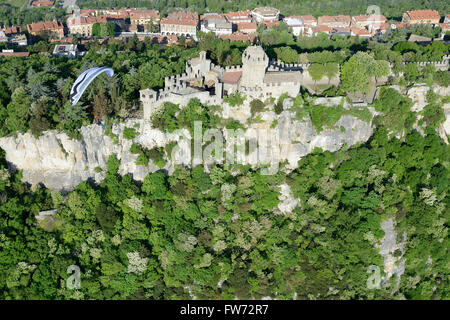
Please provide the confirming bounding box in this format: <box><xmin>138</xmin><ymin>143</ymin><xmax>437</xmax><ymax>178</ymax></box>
<box><xmin>200</xmin><ymin>17</ymin><xmax>232</xmax><ymax>35</ymax></box>
<box><xmin>284</xmin><ymin>17</ymin><xmax>304</xmax><ymax>36</ymax></box>
<box><xmin>251</xmin><ymin>7</ymin><xmax>280</xmax><ymax>23</ymax></box>
<box><xmin>52</xmin><ymin>44</ymin><xmax>83</xmax><ymax>58</ymax></box>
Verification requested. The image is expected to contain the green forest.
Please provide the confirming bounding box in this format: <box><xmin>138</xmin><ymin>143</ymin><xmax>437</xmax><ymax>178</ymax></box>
<box><xmin>0</xmin><ymin>125</ymin><xmax>448</xmax><ymax>299</ymax></box>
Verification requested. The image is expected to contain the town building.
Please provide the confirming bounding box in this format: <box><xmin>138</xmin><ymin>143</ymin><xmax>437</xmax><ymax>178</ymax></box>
<box><xmin>0</xmin><ymin>32</ymin><xmax>27</xmax><ymax>46</ymax></box>
<box><xmin>52</xmin><ymin>44</ymin><xmax>85</xmax><ymax>58</ymax></box>
<box><xmin>160</xmin><ymin>12</ymin><xmax>199</xmax><ymax>37</ymax></box>
<box><xmin>67</xmin><ymin>15</ymin><xmax>108</xmax><ymax>37</ymax></box>
<box><xmin>262</xmin><ymin>21</ymin><xmax>280</xmax><ymax>28</ymax></box>
<box><xmin>251</xmin><ymin>7</ymin><xmax>280</xmax><ymax>23</ymax></box>
<box><xmin>402</xmin><ymin>10</ymin><xmax>441</xmax><ymax>24</ymax></box>
<box><xmin>130</xmin><ymin>10</ymin><xmax>160</xmax><ymax>26</ymax></box>
<box><xmin>298</xmin><ymin>15</ymin><xmax>318</xmax><ymax>26</ymax></box>
<box><xmin>352</xmin><ymin>14</ymin><xmax>386</xmax><ymax>29</ymax></box>
<box><xmin>223</xmin><ymin>10</ymin><xmax>252</xmax><ymax>24</ymax></box>
<box><xmin>0</xmin><ymin>49</ymin><xmax>29</xmax><ymax>58</ymax></box>
<box><xmin>27</xmin><ymin>21</ymin><xmax>64</xmax><ymax>38</ymax></box>
<box><xmin>0</xmin><ymin>26</ymin><xmax>27</xmax><ymax>45</ymax></box>
<box><xmin>331</xmin><ymin>27</ymin><xmax>351</xmax><ymax>37</ymax></box>
<box><xmin>30</xmin><ymin>0</ymin><xmax>54</xmax><ymax>7</ymax></box>
<box><xmin>351</xmin><ymin>28</ymin><xmax>372</xmax><ymax>39</ymax></box>
<box><xmin>237</xmin><ymin>22</ymin><xmax>257</xmax><ymax>34</ymax></box>
<box><xmin>200</xmin><ymin>14</ymin><xmax>232</xmax><ymax>35</ymax></box>
<box><xmin>445</xmin><ymin>14</ymin><xmax>450</xmax><ymax>23</ymax></box>
<box><xmin>306</xmin><ymin>25</ymin><xmax>332</xmax><ymax>36</ymax></box>
<box><xmin>318</xmin><ymin>15</ymin><xmax>351</xmax><ymax>28</ymax></box>
<box><xmin>283</xmin><ymin>17</ymin><xmax>304</xmax><ymax>36</ymax></box>
<box><xmin>219</xmin><ymin>32</ymin><xmax>257</xmax><ymax>43</ymax></box>
<box><xmin>408</xmin><ymin>34</ymin><xmax>432</xmax><ymax>45</ymax></box>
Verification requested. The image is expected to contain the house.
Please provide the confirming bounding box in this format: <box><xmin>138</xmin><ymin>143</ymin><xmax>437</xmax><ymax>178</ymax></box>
<box><xmin>27</xmin><ymin>21</ymin><xmax>64</xmax><ymax>38</ymax></box>
<box><xmin>299</xmin><ymin>15</ymin><xmax>318</xmax><ymax>26</ymax></box>
<box><xmin>50</xmin><ymin>37</ymin><xmax>73</xmax><ymax>44</ymax></box>
<box><xmin>52</xmin><ymin>44</ymin><xmax>83</xmax><ymax>58</ymax></box>
<box><xmin>30</xmin><ymin>0</ymin><xmax>54</xmax><ymax>7</ymax></box>
<box><xmin>67</xmin><ymin>16</ymin><xmax>108</xmax><ymax>37</ymax></box>
<box><xmin>445</xmin><ymin>14</ymin><xmax>450</xmax><ymax>23</ymax></box>
<box><xmin>439</xmin><ymin>23</ymin><xmax>450</xmax><ymax>33</ymax></box>
<box><xmin>283</xmin><ymin>17</ymin><xmax>304</xmax><ymax>36</ymax></box>
<box><xmin>352</xmin><ymin>14</ymin><xmax>386</xmax><ymax>29</ymax></box>
<box><xmin>402</xmin><ymin>10</ymin><xmax>441</xmax><ymax>24</ymax></box>
<box><xmin>219</xmin><ymin>32</ymin><xmax>257</xmax><ymax>43</ymax></box>
<box><xmin>332</xmin><ymin>27</ymin><xmax>351</xmax><ymax>37</ymax></box>
<box><xmin>160</xmin><ymin>12</ymin><xmax>199</xmax><ymax>37</ymax></box>
<box><xmin>0</xmin><ymin>26</ymin><xmax>26</xmax><ymax>45</ymax></box>
<box><xmin>237</xmin><ymin>22</ymin><xmax>257</xmax><ymax>34</ymax></box>
<box><xmin>223</xmin><ymin>10</ymin><xmax>252</xmax><ymax>24</ymax></box>
<box><xmin>262</xmin><ymin>21</ymin><xmax>280</xmax><ymax>28</ymax></box>
<box><xmin>0</xmin><ymin>49</ymin><xmax>30</xmax><ymax>58</ymax></box>
<box><xmin>167</xmin><ymin>11</ymin><xmax>198</xmax><ymax>21</ymax></box>
<box><xmin>200</xmin><ymin>14</ymin><xmax>232</xmax><ymax>35</ymax></box>
<box><xmin>0</xmin><ymin>30</ymin><xmax>27</xmax><ymax>46</ymax></box>
<box><xmin>351</xmin><ymin>28</ymin><xmax>372</xmax><ymax>39</ymax></box>
<box><xmin>251</xmin><ymin>7</ymin><xmax>280</xmax><ymax>23</ymax></box>
<box><xmin>318</xmin><ymin>15</ymin><xmax>351</xmax><ymax>28</ymax></box>
<box><xmin>408</xmin><ymin>34</ymin><xmax>432</xmax><ymax>45</ymax></box>
<box><xmin>130</xmin><ymin>10</ymin><xmax>160</xmax><ymax>26</ymax></box>
<box><xmin>306</xmin><ymin>25</ymin><xmax>332</xmax><ymax>36</ymax></box>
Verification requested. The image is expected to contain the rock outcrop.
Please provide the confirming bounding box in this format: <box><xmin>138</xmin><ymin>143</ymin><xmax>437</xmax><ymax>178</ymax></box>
<box><xmin>0</xmin><ymin>112</ymin><xmax>373</xmax><ymax>192</ymax></box>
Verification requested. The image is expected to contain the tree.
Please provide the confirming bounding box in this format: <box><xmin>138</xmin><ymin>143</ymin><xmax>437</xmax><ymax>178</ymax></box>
<box><xmin>341</xmin><ymin>52</ymin><xmax>388</xmax><ymax>94</ymax></box>
<box><xmin>5</xmin><ymin>87</ymin><xmax>31</xmax><ymax>134</ymax></box>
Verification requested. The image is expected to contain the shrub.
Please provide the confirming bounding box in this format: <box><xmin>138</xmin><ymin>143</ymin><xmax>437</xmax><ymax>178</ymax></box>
<box><xmin>123</xmin><ymin>127</ymin><xmax>137</xmax><ymax>140</ymax></box>
<box><xmin>250</xmin><ymin>99</ymin><xmax>265</xmax><ymax>117</ymax></box>
<box><xmin>224</xmin><ymin>92</ymin><xmax>245</xmax><ymax>107</ymax></box>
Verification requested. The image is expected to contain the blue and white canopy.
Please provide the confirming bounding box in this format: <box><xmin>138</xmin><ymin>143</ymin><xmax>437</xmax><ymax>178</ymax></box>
<box><xmin>69</xmin><ymin>67</ymin><xmax>114</xmax><ymax>105</ymax></box>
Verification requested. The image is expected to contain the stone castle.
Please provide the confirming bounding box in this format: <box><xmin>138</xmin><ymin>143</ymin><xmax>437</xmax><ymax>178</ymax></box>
<box><xmin>140</xmin><ymin>46</ymin><xmax>319</xmax><ymax>119</ymax></box>
<box><xmin>140</xmin><ymin>46</ymin><xmax>449</xmax><ymax>120</ymax></box>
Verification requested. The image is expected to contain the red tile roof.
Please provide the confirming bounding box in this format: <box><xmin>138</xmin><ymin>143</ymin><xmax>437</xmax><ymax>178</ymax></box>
<box><xmin>27</xmin><ymin>21</ymin><xmax>63</xmax><ymax>33</ymax></box>
<box><xmin>160</xmin><ymin>17</ymin><xmax>198</xmax><ymax>26</ymax></box>
<box><xmin>0</xmin><ymin>26</ymin><xmax>21</xmax><ymax>35</ymax></box>
<box><xmin>219</xmin><ymin>32</ymin><xmax>257</xmax><ymax>43</ymax></box>
<box><xmin>200</xmin><ymin>13</ymin><xmax>227</xmax><ymax>21</ymax></box>
<box><xmin>224</xmin><ymin>10</ymin><xmax>252</xmax><ymax>18</ymax></box>
<box><xmin>299</xmin><ymin>15</ymin><xmax>317</xmax><ymax>24</ymax></box>
<box><xmin>130</xmin><ymin>10</ymin><xmax>160</xmax><ymax>20</ymax></box>
<box><xmin>439</xmin><ymin>23</ymin><xmax>450</xmax><ymax>31</ymax></box>
<box><xmin>220</xmin><ymin>71</ymin><xmax>242</xmax><ymax>84</ymax></box>
<box><xmin>352</xmin><ymin>14</ymin><xmax>386</xmax><ymax>22</ymax></box>
<box><xmin>30</xmin><ymin>0</ymin><xmax>54</xmax><ymax>7</ymax></box>
<box><xmin>405</xmin><ymin>10</ymin><xmax>440</xmax><ymax>21</ymax></box>
<box><xmin>167</xmin><ymin>11</ymin><xmax>198</xmax><ymax>21</ymax></box>
<box><xmin>51</xmin><ymin>37</ymin><xmax>73</xmax><ymax>43</ymax></box>
<box><xmin>237</xmin><ymin>22</ymin><xmax>257</xmax><ymax>31</ymax></box>
<box><xmin>351</xmin><ymin>28</ymin><xmax>372</xmax><ymax>36</ymax></box>
<box><xmin>0</xmin><ymin>51</ymin><xmax>30</xmax><ymax>58</ymax></box>
<box><xmin>263</xmin><ymin>21</ymin><xmax>280</xmax><ymax>28</ymax></box>
<box><xmin>311</xmin><ymin>25</ymin><xmax>332</xmax><ymax>34</ymax></box>
<box><xmin>67</xmin><ymin>15</ymin><xmax>108</xmax><ymax>26</ymax></box>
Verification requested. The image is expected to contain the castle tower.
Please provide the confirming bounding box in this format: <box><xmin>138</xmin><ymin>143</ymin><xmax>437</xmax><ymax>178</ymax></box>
<box><xmin>240</xmin><ymin>46</ymin><xmax>269</xmax><ymax>88</ymax></box>
<box><xmin>140</xmin><ymin>88</ymin><xmax>157</xmax><ymax>120</ymax></box>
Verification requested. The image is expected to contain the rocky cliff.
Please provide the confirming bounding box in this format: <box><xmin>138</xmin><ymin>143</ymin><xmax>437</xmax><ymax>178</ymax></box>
<box><xmin>0</xmin><ymin>110</ymin><xmax>373</xmax><ymax>192</ymax></box>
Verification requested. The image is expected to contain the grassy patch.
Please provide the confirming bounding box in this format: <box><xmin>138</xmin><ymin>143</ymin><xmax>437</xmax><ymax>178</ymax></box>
<box><xmin>123</xmin><ymin>127</ymin><xmax>137</xmax><ymax>140</ymax></box>
<box><xmin>224</xmin><ymin>92</ymin><xmax>245</xmax><ymax>107</ymax></box>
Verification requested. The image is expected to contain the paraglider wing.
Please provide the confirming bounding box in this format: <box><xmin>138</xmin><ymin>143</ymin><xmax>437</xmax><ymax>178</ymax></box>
<box><xmin>69</xmin><ymin>67</ymin><xmax>114</xmax><ymax>105</ymax></box>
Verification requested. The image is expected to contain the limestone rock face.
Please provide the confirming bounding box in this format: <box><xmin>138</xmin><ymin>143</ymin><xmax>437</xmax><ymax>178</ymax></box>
<box><xmin>0</xmin><ymin>112</ymin><xmax>373</xmax><ymax>192</ymax></box>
